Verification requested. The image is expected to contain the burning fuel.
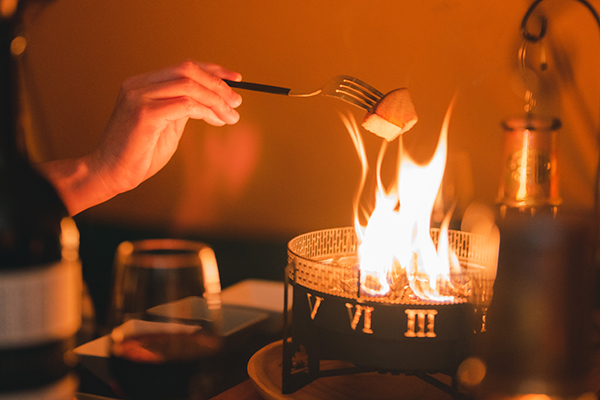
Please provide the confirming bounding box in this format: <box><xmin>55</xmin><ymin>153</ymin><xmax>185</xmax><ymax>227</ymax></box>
<box><xmin>342</xmin><ymin>99</ymin><xmax>469</xmax><ymax>303</ymax></box>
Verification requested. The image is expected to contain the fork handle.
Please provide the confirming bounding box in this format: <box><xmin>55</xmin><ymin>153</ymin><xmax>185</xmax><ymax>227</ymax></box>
<box><xmin>223</xmin><ymin>79</ymin><xmax>291</xmax><ymax>96</ymax></box>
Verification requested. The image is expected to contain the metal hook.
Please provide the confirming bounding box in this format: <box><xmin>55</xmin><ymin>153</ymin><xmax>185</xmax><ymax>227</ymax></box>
<box><xmin>518</xmin><ymin>40</ymin><xmax>538</xmax><ymax>113</ymax></box>
<box><xmin>520</xmin><ymin>0</ymin><xmax>547</xmax><ymax>43</ymax></box>
<box><xmin>520</xmin><ymin>0</ymin><xmax>600</xmax><ymax>43</ymax></box>
<box><xmin>519</xmin><ymin>0</ymin><xmax>600</xmax><ymax>244</ymax></box>
<box><xmin>519</xmin><ymin>0</ymin><xmax>600</xmax><ymax>110</ymax></box>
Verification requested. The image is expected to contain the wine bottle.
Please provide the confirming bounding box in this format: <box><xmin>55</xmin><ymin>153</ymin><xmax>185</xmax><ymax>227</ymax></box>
<box><xmin>0</xmin><ymin>4</ymin><xmax>81</xmax><ymax>400</ymax></box>
<box><xmin>480</xmin><ymin>212</ymin><xmax>595</xmax><ymax>399</ymax></box>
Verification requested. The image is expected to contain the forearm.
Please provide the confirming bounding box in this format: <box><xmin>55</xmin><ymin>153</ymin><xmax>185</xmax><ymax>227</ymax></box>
<box><xmin>35</xmin><ymin>155</ymin><xmax>116</xmax><ymax>216</ymax></box>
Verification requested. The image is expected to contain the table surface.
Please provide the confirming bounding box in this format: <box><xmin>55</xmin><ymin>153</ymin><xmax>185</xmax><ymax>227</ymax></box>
<box><xmin>210</xmin><ymin>380</ymin><xmax>262</xmax><ymax>400</ymax></box>
<box><xmin>78</xmin><ymin>312</ymin><xmax>600</xmax><ymax>400</ymax></box>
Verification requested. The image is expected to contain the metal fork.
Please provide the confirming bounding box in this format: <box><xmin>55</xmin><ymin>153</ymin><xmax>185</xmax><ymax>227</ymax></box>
<box><xmin>223</xmin><ymin>75</ymin><xmax>383</xmax><ymax>111</ymax></box>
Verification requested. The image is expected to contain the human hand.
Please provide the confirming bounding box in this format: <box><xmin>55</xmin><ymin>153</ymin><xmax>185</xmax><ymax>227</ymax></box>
<box><xmin>38</xmin><ymin>61</ymin><xmax>243</xmax><ymax>215</ymax></box>
<box><xmin>91</xmin><ymin>60</ymin><xmax>243</xmax><ymax>196</ymax></box>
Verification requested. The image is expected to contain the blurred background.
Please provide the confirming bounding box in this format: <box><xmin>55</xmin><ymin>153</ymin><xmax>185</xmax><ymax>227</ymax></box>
<box><xmin>17</xmin><ymin>0</ymin><xmax>600</xmax><ymax>322</ymax></box>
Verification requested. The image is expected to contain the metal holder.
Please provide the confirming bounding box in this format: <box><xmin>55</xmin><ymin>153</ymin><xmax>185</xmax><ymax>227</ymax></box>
<box><xmin>518</xmin><ymin>0</ymin><xmax>600</xmax><ymax>223</ymax></box>
<box><xmin>281</xmin><ymin>227</ymin><xmax>498</xmax><ymax>398</ymax></box>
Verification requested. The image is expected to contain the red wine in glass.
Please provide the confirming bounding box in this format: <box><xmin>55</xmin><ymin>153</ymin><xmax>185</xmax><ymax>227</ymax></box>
<box><xmin>109</xmin><ymin>330</ymin><xmax>222</xmax><ymax>400</ymax></box>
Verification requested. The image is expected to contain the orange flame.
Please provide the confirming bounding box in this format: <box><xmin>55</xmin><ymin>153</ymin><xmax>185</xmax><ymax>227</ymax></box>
<box><xmin>343</xmin><ymin>99</ymin><xmax>460</xmax><ymax>302</ymax></box>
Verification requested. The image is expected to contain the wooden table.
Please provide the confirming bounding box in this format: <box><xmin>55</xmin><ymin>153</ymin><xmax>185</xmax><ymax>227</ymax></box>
<box><xmin>210</xmin><ymin>336</ymin><xmax>600</xmax><ymax>400</ymax></box>
<box><xmin>79</xmin><ymin>313</ymin><xmax>600</xmax><ymax>400</ymax></box>
<box><xmin>210</xmin><ymin>380</ymin><xmax>262</xmax><ymax>400</ymax></box>
<box><xmin>214</xmin><ymin>340</ymin><xmax>459</xmax><ymax>400</ymax></box>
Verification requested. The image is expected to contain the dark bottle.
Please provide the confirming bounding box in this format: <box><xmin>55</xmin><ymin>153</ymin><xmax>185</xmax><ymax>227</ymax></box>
<box><xmin>0</xmin><ymin>3</ymin><xmax>81</xmax><ymax>400</ymax></box>
<box><xmin>480</xmin><ymin>212</ymin><xmax>595</xmax><ymax>399</ymax></box>
<box><xmin>496</xmin><ymin>116</ymin><xmax>561</xmax><ymax>218</ymax></box>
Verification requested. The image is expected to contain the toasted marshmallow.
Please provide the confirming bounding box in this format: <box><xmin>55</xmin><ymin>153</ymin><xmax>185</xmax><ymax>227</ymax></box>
<box><xmin>362</xmin><ymin>88</ymin><xmax>418</xmax><ymax>141</ymax></box>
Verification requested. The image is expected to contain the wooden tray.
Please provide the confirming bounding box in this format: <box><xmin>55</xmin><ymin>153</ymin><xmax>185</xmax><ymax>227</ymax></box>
<box><xmin>247</xmin><ymin>340</ymin><xmax>455</xmax><ymax>400</ymax></box>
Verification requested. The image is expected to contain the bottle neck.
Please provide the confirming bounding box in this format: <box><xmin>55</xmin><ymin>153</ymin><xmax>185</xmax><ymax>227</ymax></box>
<box><xmin>0</xmin><ymin>15</ymin><xmax>21</xmax><ymax>160</ymax></box>
<box><xmin>0</xmin><ymin>10</ymin><xmax>27</xmax><ymax>167</ymax></box>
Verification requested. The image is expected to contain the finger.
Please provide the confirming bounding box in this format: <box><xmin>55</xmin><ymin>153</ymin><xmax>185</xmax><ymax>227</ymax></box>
<box><xmin>144</xmin><ymin>97</ymin><xmax>238</xmax><ymax>126</ymax></box>
<box><xmin>138</xmin><ymin>78</ymin><xmax>240</xmax><ymax>124</ymax></box>
<box><xmin>123</xmin><ymin>61</ymin><xmax>242</xmax><ymax>109</ymax></box>
<box><xmin>194</xmin><ymin>61</ymin><xmax>243</xmax><ymax>82</ymax></box>
<box><xmin>180</xmin><ymin>62</ymin><xmax>243</xmax><ymax>108</ymax></box>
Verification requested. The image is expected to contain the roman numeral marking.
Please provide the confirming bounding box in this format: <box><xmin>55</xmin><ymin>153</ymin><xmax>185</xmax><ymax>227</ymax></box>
<box><xmin>345</xmin><ymin>303</ymin><xmax>374</xmax><ymax>334</ymax></box>
<box><xmin>405</xmin><ymin>309</ymin><xmax>437</xmax><ymax>337</ymax></box>
<box><xmin>306</xmin><ymin>293</ymin><xmax>324</xmax><ymax>320</ymax></box>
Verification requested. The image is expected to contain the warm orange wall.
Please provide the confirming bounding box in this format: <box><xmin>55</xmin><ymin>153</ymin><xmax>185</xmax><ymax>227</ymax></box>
<box><xmin>20</xmin><ymin>0</ymin><xmax>600</xmax><ymax>239</ymax></box>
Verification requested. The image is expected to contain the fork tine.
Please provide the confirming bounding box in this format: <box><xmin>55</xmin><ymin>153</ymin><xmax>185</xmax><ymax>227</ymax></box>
<box><xmin>339</xmin><ymin>75</ymin><xmax>384</xmax><ymax>99</ymax></box>
<box><xmin>337</xmin><ymin>83</ymin><xmax>381</xmax><ymax>106</ymax></box>
<box><xmin>337</xmin><ymin>90</ymin><xmax>378</xmax><ymax>109</ymax></box>
<box><xmin>320</xmin><ymin>77</ymin><xmax>381</xmax><ymax>111</ymax></box>
<box><xmin>328</xmin><ymin>92</ymin><xmax>375</xmax><ymax>111</ymax></box>
<box><xmin>323</xmin><ymin>75</ymin><xmax>384</xmax><ymax>111</ymax></box>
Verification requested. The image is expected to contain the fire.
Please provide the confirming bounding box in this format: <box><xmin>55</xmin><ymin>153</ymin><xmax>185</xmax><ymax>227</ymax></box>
<box><xmin>342</xmin><ymin>100</ymin><xmax>461</xmax><ymax>303</ymax></box>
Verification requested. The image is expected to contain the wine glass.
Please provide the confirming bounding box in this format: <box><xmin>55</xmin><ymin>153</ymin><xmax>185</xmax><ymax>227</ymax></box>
<box><xmin>106</xmin><ymin>239</ymin><xmax>223</xmax><ymax>400</ymax></box>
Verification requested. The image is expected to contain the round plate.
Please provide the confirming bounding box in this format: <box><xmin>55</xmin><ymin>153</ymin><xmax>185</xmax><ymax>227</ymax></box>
<box><xmin>247</xmin><ymin>340</ymin><xmax>455</xmax><ymax>400</ymax></box>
